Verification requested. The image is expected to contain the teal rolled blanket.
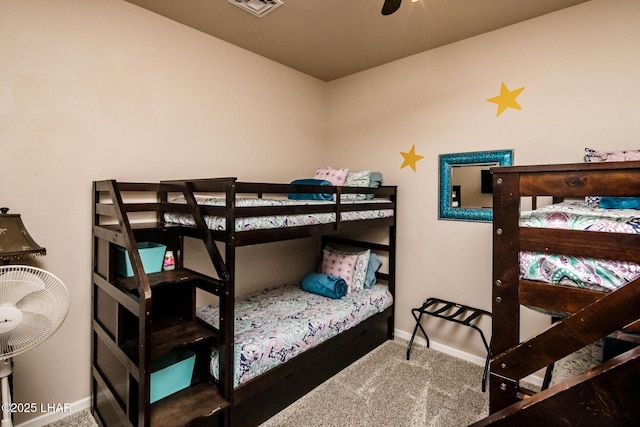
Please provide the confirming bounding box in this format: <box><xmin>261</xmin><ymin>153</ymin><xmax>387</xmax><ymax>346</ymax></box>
<box><xmin>288</xmin><ymin>179</ymin><xmax>333</xmax><ymax>201</ymax></box>
<box><xmin>302</xmin><ymin>272</ymin><xmax>347</xmax><ymax>299</ymax></box>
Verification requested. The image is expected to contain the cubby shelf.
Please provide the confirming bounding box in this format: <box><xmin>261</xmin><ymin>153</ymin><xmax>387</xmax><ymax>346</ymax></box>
<box><xmin>92</xmin><ymin>181</ymin><xmax>227</xmax><ymax>427</ymax></box>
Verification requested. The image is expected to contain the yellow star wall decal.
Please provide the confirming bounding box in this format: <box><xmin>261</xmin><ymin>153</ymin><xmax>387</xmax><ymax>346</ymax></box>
<box><xmin>400</xmin><ymin>144</ymin><xmax>424</xmax><ymax>172</ymax></box>
<box><xmin>487</xmin><ymin>82</ymin><xmax>525</xmax><ymax>117</ymax></box>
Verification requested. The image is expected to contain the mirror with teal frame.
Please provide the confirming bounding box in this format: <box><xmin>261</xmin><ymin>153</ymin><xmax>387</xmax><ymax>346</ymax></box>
<box><xmin>438</xmin><ymin>149</ymin><xmax>514</xmax><ymax>222</ymax></box>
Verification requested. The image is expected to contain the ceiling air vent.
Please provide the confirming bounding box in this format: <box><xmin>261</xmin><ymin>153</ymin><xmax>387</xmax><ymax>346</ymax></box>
<box><xmin>230</xmin><ymin>0</ymin><xmax>283</xmax><ymax>18</ymax></box>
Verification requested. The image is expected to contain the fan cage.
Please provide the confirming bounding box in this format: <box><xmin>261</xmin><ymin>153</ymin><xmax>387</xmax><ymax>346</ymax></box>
<box><xmin>0</xmin><ymin>265</ymin><xmax>70</xmax><ymax>360</ymax></box>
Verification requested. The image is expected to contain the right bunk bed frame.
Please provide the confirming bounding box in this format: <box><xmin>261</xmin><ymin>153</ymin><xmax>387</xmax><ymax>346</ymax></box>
<box><xmin>478</xmin><ymin>160</ymin><xmax>640</xmax><ymax>425</ymax></box>
<box><xmin>92</xmin><ymin>177</ymin><xmax>396</xmax><ymax>427</ymax></box>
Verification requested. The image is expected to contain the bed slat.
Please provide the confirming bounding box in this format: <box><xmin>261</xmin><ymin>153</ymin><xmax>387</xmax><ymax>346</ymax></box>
<box><xmin>519</xmin><ymin>227</ymin><xmax>640</xmax><ymax>263</ymax></box>
<box><xmin>518</xmin><ymin>280</ymin><xmax>604</xmax><ymax>315</ymax></box>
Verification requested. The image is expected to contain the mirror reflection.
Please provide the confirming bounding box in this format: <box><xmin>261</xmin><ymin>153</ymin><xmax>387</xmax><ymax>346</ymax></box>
<box><xmin>438</xmin><ymin>150</ymin><xmax>513</xmax><ymax>222</ymax></box>
<box><xmin>451</xmin><ymin>165</ymin><xmax>495</xmax><ymax>209</ymax></box>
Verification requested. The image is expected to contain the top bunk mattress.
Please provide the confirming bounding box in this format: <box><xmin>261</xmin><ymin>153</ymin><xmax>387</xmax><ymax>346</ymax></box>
<box><xmin>519</xmin><ymin>201</ymin><xmax>640</xmax><ymax>291</ymax></box>
<box><xmin>163</xmin><ymin>195</ymin><xmax>394</xmax><ymax>232</ymax></box>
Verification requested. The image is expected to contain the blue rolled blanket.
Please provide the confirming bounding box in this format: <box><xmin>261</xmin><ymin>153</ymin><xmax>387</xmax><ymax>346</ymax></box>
<box><xmin>302</xmin><ymin>272</ymin><xmax>347</xmax><ymax>299</ymax></box>
<box><xmin>288</xmin><ymin>179</ymin><xmax>333</xmax><ymax>201</ymax></box>
<box><xmin>599</xmin><ymin>196</ymin><xmax>640</xmax><ymax>209</ymax></box>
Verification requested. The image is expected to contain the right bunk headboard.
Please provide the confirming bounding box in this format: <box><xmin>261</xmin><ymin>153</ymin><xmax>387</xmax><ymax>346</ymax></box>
<box><xmin>488</xmin><ymin>160</ymin><xmax>640</xmax><ymax>412</ymax></box>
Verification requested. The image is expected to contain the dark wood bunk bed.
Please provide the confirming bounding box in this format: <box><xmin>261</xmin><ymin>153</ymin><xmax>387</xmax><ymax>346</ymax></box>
<box><xmin>91</xmin><ymin>177</ymin><xmax>397</xmax><ymax>427</ymax></box>
<box><xmin>471</xmin><ymin>161</ymin><xmax>640</xmax><ymax>426</ymax></box>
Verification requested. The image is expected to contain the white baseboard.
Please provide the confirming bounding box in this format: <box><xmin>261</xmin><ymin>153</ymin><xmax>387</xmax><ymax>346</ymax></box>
<box><xmin>394</xmin><ymin>328</ymin><xmax>543</xmax><ymax>388</ymax></box>
<box><xmin>15</xmin><ymin>396</ymin><xmax>91</xmax><ymax>427</ymax></box>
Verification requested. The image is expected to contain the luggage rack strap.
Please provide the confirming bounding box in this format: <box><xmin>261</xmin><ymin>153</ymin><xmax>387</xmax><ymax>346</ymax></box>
<box><xmin>416</xmin><ymin>297</ymin><xmax>491</xmax><ymax>326</ymax></box>
<box><xmin>406</xmin><ymin>297</ymin><xmax>492</xmax><ymax>392</ymax></box>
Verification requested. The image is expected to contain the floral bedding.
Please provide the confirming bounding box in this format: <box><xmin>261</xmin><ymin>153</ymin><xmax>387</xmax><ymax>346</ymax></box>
<box><xmin>164</xmin><ymin>196</ymin><xmax>394</xmax><ymax>232</ymax></box>
<box><xmin>196</xmin><ymin>282</ymin><xmax>393</xmax><ymax>387</ymax></box>
<box><xmin>519</xmin><ymin>201</ymin><xmax>640</xmax><ymax>291</ymax></box>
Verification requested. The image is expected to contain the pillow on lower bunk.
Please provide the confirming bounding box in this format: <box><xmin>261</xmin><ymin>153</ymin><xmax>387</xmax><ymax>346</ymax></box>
<box><xmin>320</xmin><ymin>249</ymin><xmax>357</xmax><ymax>294</ymax></box>
<box><xmin>324</xmin><ymin>245</ymin><xmax>370</xmax><ymax>292</ymax></box>
<box><xmin>365</xmin><ymin>252</ymin><xmax>382</xmax><ymax>289</ymax></box>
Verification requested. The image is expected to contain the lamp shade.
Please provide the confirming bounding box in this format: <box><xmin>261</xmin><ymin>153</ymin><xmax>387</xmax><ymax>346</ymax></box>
<box><xmin>0</xmin><ymin>209</ymin><xmax>46</xmax><ymax>261</ymax></box>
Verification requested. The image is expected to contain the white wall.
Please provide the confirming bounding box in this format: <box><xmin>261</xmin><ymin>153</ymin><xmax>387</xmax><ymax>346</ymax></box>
<box><xmin>326</xmin><ymin>0</ymin><xmax>640</xmax><ymax>357</ymax></box>
<box><xmin>1</xmin><ymin>0</ymin><xmax>326</xmax><ymax>423</ymax></box>
<box><xmin>2</xmin><ymin>0</ymin><xmax>640</xmax><ymax>424</ymax></box>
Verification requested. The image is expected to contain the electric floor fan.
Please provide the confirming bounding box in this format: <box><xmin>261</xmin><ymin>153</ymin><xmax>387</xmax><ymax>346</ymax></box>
<box><xmin>0</xmin><ymin>266</ymin><xmax>70</xmax><ymax>427</ymax></box>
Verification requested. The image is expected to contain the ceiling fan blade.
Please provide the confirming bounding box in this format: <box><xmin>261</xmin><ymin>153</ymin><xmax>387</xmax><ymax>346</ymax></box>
<box><xmin>381</xmin><ymin>0</ymin><xmax>402</xmax><ymax>16</ymax></box>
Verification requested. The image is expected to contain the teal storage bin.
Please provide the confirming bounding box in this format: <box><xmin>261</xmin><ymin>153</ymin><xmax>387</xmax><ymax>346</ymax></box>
<box><xmin>115</xmin><ymin>242</ymin><xmax>166</xmax><ymax>277</ymax></box>
<box><xmin>150</xmin><ymin>348</ymin><xmax>196</xmax><ymax>403</ymax></box>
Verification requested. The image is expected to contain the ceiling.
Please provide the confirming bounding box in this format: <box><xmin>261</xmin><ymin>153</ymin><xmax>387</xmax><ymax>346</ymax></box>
<box><xmin>125</xmin><ymin>0</ymin><xmax>591</xmax><ymax>82</ymax></box>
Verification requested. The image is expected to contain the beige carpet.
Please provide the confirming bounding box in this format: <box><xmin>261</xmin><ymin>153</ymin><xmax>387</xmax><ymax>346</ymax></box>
<box><xmin>47</xmin><ymin>339</ymin><xmax>488</xmax><ymax>426</ymax></box>
<box><xmin>44</xmin><ymin>409</ymin><xmax>98</xmax><ymax>427</ymax></box>
<box><xmin>260</xmin><ymin>339</ymin><xmax>488</xmax><ymax>427</ymax></box>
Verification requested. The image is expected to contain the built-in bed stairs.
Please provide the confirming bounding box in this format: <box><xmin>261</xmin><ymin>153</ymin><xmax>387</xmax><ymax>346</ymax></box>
<box><xmin>471</xmin><ymin>276</ymin><xmax>640</xmax><ymax>426</ymax></box>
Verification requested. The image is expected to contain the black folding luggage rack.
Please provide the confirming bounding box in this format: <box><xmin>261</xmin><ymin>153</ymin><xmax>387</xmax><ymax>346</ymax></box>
<box><xmin>406</xmin><ymin>297</ymin><xmax>492</xmax><ymax>391</ymax></box>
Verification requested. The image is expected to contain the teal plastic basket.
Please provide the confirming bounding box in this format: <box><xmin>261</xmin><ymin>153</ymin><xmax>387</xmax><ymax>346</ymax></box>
<box><xmin>150</xmin><ymin>349</ymin><xmax>196</xmax><ymax>403</ymax></box>
<box><xmin>115</xmin><ymin>242</ymin><xmax>166</xmax><ymax>277</ymax></box>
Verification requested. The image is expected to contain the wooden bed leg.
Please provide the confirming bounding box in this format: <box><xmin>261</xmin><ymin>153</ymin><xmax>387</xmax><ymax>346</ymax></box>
<box><xmin>490</xmin><ymin>170</ymin><xmax>521</xmax><ymax>413</ymax></box>
<box><xmin>489</xmin><ymin>373</ymin><xmax>518</xmax><ymax>413</ymax></box>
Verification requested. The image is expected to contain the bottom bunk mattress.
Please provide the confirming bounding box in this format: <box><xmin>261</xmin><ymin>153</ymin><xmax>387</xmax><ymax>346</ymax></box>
<box><xmin>196</xmin><ymin>282</ymin><xmax>393</xmax><ymax>388</ymax></box>
<box><xmin>519</xmin><ymin>201</ymin><xmax>640</xmax><ymax>292</ymax></box>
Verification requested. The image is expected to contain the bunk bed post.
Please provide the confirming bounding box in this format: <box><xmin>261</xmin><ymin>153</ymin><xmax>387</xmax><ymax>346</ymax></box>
<box><xmin>222</xmin><ymin>179</ymin><xmax>237</xmax><ymax>425</ymax></box>
<box><xmin>490</xmin><ymin>169</ymin><xmax>521</xmax><ymax>412</ymax></box>
<box><xmin>388</xmin><ymin>192</ymin><xmax>397</xmax><ymax>340</ymax></box>
<box><xmin>90</xmin><ymin>182</ymin><xmax>99</xmax><ymax>424</ymax></box>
